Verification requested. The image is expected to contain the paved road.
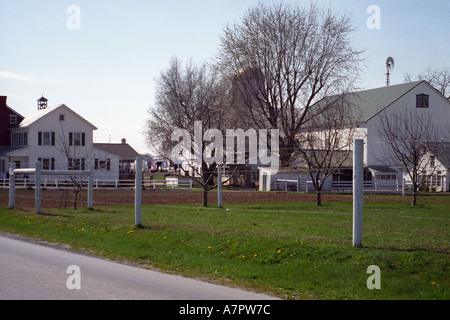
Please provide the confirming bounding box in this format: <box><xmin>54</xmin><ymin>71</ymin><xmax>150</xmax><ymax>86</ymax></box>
<box><xmin>0</xmin><ymin>234</ymin><xmax>278</xmax><ymax>300</ymax></box>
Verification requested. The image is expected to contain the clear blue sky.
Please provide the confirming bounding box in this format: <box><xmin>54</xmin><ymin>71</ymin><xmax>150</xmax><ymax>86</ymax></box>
<box><xmin>1</xmin><ymin>0</ymin><xmax>449</xmax><ymax>154</ymax></box>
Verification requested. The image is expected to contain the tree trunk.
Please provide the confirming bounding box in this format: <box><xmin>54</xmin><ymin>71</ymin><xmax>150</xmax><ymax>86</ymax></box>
<box><xmin>203</xmin><ymin>186</ymin><xmax>208</xmax><ymax>207</ymax></box>
<box><xmin>73</xmin><ymin>190</ymin><xmax>78</xmax><ymax>210</ymax></box>
<box><xmin>316</xmin><ymin>190</ymin><xmax>322</xmax><ymax>206</ymax></box>
<box><xmin>411</xmin><ymin>183</ymin><xmax>418</xmax><ymax>206</ymax></box>
<box><xmin>412</xmin><ymin>192</ymin><xmax>417</xmax><ymax>206</ymax></box>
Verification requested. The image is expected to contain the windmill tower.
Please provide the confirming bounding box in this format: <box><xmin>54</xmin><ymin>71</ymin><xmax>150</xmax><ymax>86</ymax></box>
<box><xmin>385</xmin><ymin>57</ymin><xmax>394</xmax><ymax>86</ymax></box>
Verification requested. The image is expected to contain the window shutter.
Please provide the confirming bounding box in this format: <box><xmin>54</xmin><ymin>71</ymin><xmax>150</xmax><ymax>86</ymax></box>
<box><xmin>51</xmin><ymin>132</ymin><xmax>55</xmax><ymax>146</ymax></box>
<box><xmin>82</xmin><ymin>133</ymin><xmax>85</xmax><ymax>146</ymax></box>
<box><xmin>69</xmin><ymin>132</ymin><xmax>73</xmax><ymax>146</ymax></box>
<box><xmin>95</xmin><ymin>159</ymin><xmax>99</xmax><ymax>170</ymax></box>
<box><xmin>51</xmin><ymin>158</ymin><xmax>55</xmax><ymax>170</ymax></box>
<box><xmin>81</xmin><ymin>158</ymin><xmax>85</xmax><ymax>170</ymax></box>
<box><xmin>38</xmin><ymin>132</ymin><xmax>42</xmax><ymax>145</ymax></box>
<box><xmin>107</xmin><ymin>159</ymin><xmax>111</xmax><ymax>170</ymax></box>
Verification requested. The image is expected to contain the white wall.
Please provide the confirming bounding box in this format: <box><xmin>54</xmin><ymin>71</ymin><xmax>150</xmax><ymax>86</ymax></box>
<box><xmin>366</xmin><ymin>82</ymin><xmax>450</xmax><ymax>167</ymax></box>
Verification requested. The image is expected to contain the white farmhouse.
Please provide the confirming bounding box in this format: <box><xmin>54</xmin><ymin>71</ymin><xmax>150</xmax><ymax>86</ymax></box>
<box><xmin>2</xmin><ymin>97</ymin><xmax>140</xmax><ymax>183</ymax></box>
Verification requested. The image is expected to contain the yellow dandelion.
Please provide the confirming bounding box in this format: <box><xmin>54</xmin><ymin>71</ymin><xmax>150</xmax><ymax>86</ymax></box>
<box><xmin>163</xmin><ymin>236</ymin><xmax>167</xmax><ymax>239</ymax></box>
<box><xmin>254</xmin><ymin>253</ymin><xmax>258</xmax><ymax>257</ymax></box>
<box><xmin>431</xmin><ymin>281</ymin><xmax>436</xmax><ymax>285</ymax></box>
<box><xmin>208</xmin><ymin>246</ymin><xmax>212</xmax><ymax>249</ymax></box>
<box><xmin>277</xmin><ymin>249</ymin><xmax>281</xmax><ymax>254</ymax></box>
<box><xmin>242</xmin><ymin>255</ymin><xmax>246</xmax><ymax>258</ymax></box>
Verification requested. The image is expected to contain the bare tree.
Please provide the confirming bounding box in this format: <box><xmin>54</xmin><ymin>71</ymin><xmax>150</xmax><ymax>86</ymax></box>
<box><xmin>54</xmin><ymin>122</ymin><xmax>92</xmax><ymax>210</ymax></box>
<box><xmin>293</xmin><ymin>95</ymin><xmax>356</xmax><ymax>206</ymax></box>
<box><xmin>419</xmin><ymin>67</ymin><xmax>450</xmax><ymax>99</ymax></box>
<box><xmin>145</xmin><ymin>57</ymin><xmax>234</xmax><ymax>207</ymax></box>
<box><xmin>215</xmin><ymin>2</ymin><xmax>363</xmax><ymax>165</ymax></box>
<box><xmin>404</xmin><ymin>67</ymin><xmax>450</xmax><ymax>99</ymax></box>
<box><xmin>377</xmin><ymin>108</ymin><xmax>449</xmax><ymax>205</ymax></box>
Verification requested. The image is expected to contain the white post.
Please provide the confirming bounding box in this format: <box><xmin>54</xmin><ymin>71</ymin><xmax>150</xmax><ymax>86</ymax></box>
<box><xmin>353</xmin><ymin>139</ymin><xmax>363</xmax><ymax>247</ymax></box>
<box><xmin>9</xmin><ymin>162</ymin><xmax>15</xmax><ymax>209</ymax></box>
<box><xmin>218</xmin><ymin>166</ymin><xmax>223</xmax><ymax>208</ymax></box>
<box><xmin>135</xmin><ymin>156</ymin><xmax>143</xmax><ymax>227</ymax></box>
<box><xmin>35</xmin><ymin>161</ymin><xmax>42</xmax><ymax>214</ymax></box>
<box><xmin>88</xmin><ymin>165</ymin><xmax>94</xmax><ymax>210</ymax></box>
<box><xmin>402</xmin><ymin>176</ymin><xmax>405</xmax><ymax>196</ymax></box>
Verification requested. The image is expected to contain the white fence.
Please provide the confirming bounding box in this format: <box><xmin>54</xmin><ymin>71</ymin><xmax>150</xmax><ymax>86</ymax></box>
<box><xmin>0</xmin><ymin>177</ymin><xmax>193</xmax><ymax>190</ymax></box>
<box><xmin>275</xmin><ymin>178</ymin><xmax>415</xmax><ymax>193</ymax></box>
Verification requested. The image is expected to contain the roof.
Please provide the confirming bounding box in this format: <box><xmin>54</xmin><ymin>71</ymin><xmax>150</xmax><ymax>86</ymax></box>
<box><xmin>313</xmin><ymin>81</ymin><xmax>437</xmax><ymax>125</ymax></box>
<box><xmin>19</xmin><ymin>104</ymin><xmax>98</xmax><ymax>130</ymax></box>
<box><xmin>0</xmin><ymin>146</ymin><xmax>28</xmax><ymax>156</ymax></box>
<box><xmin>292</xmin><ymin>149</ymin><xmax>353</xmax><ymax>169</ymax></box>
<box><xmin>93</xmin><ymin>143</ymin><xmax>140</xmax><ymax>159</ymax></box>
<box><xmin>343</xmin><ymin>81</ymin><xmax>424</xmax><ymax>123</ymax></box>
<box><xmin>368</xmin><ymin>166</ymin><xmax>397</xmax><ymax>173</ymax></box>
<box><xmin>426</xmin><ymin>142</ymin><xmax>450</xmax><ymax>169</ymax></box>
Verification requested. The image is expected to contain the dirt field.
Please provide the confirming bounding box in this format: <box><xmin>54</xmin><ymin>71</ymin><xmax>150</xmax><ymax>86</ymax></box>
<box><xmin>1</xmin><ymin>188</ymin><xmax>448</xmax><ymax>209</ymax></box>
<box><xmin>0</xmin><ymin>188</ymin><xmax>345</xmax><ymax>208</ymax></box>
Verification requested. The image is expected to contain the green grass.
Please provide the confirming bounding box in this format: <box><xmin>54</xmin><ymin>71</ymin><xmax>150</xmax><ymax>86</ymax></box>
<box><xmin>0</xmin><ymin>197</ymin><xmax>449</xmax><ymax>300</ymax></box>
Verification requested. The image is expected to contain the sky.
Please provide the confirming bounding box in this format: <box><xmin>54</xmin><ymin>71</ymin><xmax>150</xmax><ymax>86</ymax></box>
<box><xmin>1</xmin><ymin>0</ymin><xmax>449</xmax><ymax>154</ymax></box>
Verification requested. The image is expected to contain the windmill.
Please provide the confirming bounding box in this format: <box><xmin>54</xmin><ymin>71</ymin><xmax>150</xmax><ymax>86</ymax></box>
<box><xmin>385</xmin><ymin>57</ymin><xmax>394</xmax><ymax>86</ymax></box>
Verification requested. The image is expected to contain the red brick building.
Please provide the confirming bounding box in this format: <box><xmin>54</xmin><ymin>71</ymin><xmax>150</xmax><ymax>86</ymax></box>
<box><xmin>0</xmin><ymin>96</ymin><xmax>24</xmax><ymax>147</ymax></box>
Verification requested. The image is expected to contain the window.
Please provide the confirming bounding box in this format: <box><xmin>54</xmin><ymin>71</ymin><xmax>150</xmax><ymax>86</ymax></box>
<box><xmin>38</xmin><ymin>131</ymin><xmax>55</xmax><ymax>146</ymax></box>
<box><xmin>375</xmin><ymin>174</ymin><xmax>396</xmax><ymax>180</ymax></box>
<box><xmin>68</xmin><ymin>158</ymin><xmax>85</xmax><ymax>170</ymax></box>
<box><xmin>430</xmin><ymin>156</ymin><xmax>436</xmax><ymax>167</ymax></box>
<box><xmin>59</xmin><ymin>114</ymin><xmax>65</xmax><ymax>121</ymax></box>
<box><xmin>38</xmin><ymin>158</ymin><xmax>55</xmax><ymax>170</ymax></box>
<box><xmin>69</xmin><ymin>132</ymin><xmax>85</xmax><ymax>146</ymax></box>
<box><xmin>0</xmin><ymin>159</ymin><xmax>5</xmax><ymax>175</ymax></box>
<box><xmin>416</xmin><ymin>94</ymin><xmax>429</xmax><ymax>108</ymax></box>
<box><xmin>13</xmin><ymin>161</ymin><xmax>21</xmax><ymax>169</ymax></box>
<box><xmin>11</xmin><ymin>132</ymin><xmax>28</xmax><ymax>147</ymax></box>
<box><xmin>95</xmin><ymin>159</ymin><xmax>111</xmax><ymax>171</ymax></box>
<box><xmin>9</xmin><ymin>115</ymin><xmax>17</xmax><ymax>125</ymax></box>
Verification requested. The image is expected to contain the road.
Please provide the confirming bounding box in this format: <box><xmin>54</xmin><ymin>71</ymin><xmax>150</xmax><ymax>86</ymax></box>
<box><xmin>0</xmin><ymin>234</ymin><xmax>279</xmax><ymax>300</ymax></box>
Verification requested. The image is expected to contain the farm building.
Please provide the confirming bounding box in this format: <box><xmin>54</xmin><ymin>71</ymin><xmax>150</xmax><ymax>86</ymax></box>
<box><xmin>0</xmin><ymin>95</ymin><xmax>140</xmax><ymax>183</ymax></box>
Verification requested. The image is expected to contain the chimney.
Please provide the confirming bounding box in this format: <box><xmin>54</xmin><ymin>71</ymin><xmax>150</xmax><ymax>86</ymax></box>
<box><xmin>121</xmin><ymin>138</ymin><xmax>126</xmax><ymax>144</ymax></box>
<box><xmin>0</xmin><ymin>96</ymin><xmax>6</xmax><ymax>107</ymax></box>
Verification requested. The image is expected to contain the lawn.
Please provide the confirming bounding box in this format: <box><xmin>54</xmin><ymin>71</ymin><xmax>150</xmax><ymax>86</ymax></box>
<box><xmin>0</xmin><ymin>197</ymin><xmax>449</xmax><ymax>300</ymax></box>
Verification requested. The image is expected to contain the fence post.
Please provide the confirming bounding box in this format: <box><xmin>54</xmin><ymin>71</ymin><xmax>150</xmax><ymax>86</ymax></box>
<box><xmin>218</xmin><ymin>166</ymin><xmax>223</xmax><ymax>208</ymax></box>
<box><xmin>402</xmin><ymin>176</ymin><xmax>405</xmax><ymax>196</ymax></box>
<box><xmin>88</xmin><ymin>165</ymin><xmax>94</xmax><ymax>210</ymax></box>
<box><xmin>35</xmin><ymin>161</ymin><xmax>42</xmax><ymax>214</ymax></box>
<box><xmin>9</xmin><ymin>162</ymin><xmax>15</xmax><ymax>209</ymax></box>
<box><xmin>353</xmin><ymin>139</ymin><xmax>363</xmax><ymax>247</ymax></box>
<box><xmin>135</xmin><ymin>156</ymin><xmax>142</xmax><ymax>227</ymax></box>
